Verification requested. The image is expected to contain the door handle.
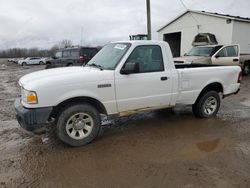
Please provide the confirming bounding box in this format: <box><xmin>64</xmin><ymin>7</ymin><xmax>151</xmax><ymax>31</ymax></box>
<box><xmin>161</xmin><ymin>77</ymin><xmax>169</xmax><ymax>81</ymax></box>
<box><xmin>233</xmin><ymin>59</ymin><xmax>239</xmax><ymax>62</ymax></box>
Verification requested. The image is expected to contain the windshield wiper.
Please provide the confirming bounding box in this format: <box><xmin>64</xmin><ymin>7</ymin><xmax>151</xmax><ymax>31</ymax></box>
<box><xmin>87</xmin><ymin>63</ymin><xmax>103</xmax><ymax>70</ymax></box>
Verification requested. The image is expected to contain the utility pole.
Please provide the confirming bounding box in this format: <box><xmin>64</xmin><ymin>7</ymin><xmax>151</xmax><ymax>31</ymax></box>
<box><xmin>146</xmin><ymin>0</ymin><xmax>152</xmax><ymax>40</ymax></box>
<box><xmin>80</xmin><ymin>27</ymin><xmax>83</xmax><ymax>46</ymax></box>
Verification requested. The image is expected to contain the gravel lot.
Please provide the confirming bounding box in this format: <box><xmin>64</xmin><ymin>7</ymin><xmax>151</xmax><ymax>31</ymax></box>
<box><xmin>0</xmin><ymin>59</ymin><xmax>250</xmax><ymax>188</ymax></box>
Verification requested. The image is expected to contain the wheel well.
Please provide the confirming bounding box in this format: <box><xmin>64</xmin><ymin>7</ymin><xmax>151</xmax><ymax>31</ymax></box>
<box><xmin>195</xmin><ymin>82</ymin><xmax>223</xmax><ymax>104</ymax></box>
<box><xmin>50</xmin><ymin>97</ymin><xmax>107</xmax><ymax>119</ymax></box>
<box><xmin>244</xmin><ymin>60</ymin><xmax>250</xmax><ymax>66</ymax></box>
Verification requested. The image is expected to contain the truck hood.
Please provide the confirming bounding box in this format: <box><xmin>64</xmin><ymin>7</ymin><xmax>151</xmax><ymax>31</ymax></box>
<box><xmin>19</xmin><ymin>66</ymin><xmax>114</xmax><ymax>90</ymax></box>
<box><xmin>174</xmin><ymin>56</ymin><xmax>210</xmax><ymax>63</ymax></box>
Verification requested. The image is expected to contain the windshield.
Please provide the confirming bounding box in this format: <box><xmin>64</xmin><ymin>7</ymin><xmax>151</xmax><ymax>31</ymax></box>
<box><xmin>87</xmin><ymin>43</ymin><xmax>131</xmax><ymax>70</ymax></box>
<box><xmin>55</xmin><ymin>51</ymin><xmax>62</xmax><ymax>58</ymax></box>
<box><xmin>186</xmin><ymin>47</ymin><xmax>214</xmax><ymax>57</ymax></box>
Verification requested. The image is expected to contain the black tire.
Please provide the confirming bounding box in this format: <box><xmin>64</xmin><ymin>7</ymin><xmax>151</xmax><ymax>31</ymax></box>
<box><xmin>22</xmin><ymin>62</ymin><xmax>27</xmax><ymax>66</ymax></box>
<box><xmin>45</xmin><ymin>64</ymin><xmax>52</xmax><ymax>69</ymax></box>
<box><xmin>243</xmin><ymin>64</ymin><xmax>250</xmax><ymax>76</ymax></box>
<box><xmin>56</xmin><ymin>103</ymin><xmax>101</xmax><ymax>147</ymax></box>
<box><xmin>39</xmin><ymin>61</ymin><xmax>44</xmax><ymax>65</ymax></box>
<box><xmin>192</xmin><ymin>91</ymin><xmax>220</xmax><ymax>118</ymax></box>
<box><xmin>45</xmin><ymin>62</ymin><xmax>52</xmax><ymax>69</ymax></box>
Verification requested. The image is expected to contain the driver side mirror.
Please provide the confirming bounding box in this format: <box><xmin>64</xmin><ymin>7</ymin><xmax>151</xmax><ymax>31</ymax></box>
<box><xmin>215</xmin><ymin>54</ymin><xmax>220</xmax><ymax>58</ymax></box>
<box><xmin>121</xmin><ymin>62</ymin><xmax>139</xmax><ymax>75</ymax></box>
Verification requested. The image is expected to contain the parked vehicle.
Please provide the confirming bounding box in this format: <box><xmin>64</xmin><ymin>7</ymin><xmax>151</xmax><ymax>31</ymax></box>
<box><xmin>18</xmin><ymin>57</ymin><xmax>46</xmax><ymax>66</ymax></box>
<box><xmin>8</xmin><ymin>58</ymin><xmax>22</xmax><ymax>63</ymax></box>
<box><xmin>174</xmin><ymin>33</ymin><xmax>250</xmax><ymax>76</ymax></box>
<box><xmin>129</xmin><ymin>34</ymin><xmax>148</xmax><ymax>40</ymax></box>
<box><xmin>46</xmin><ymin>47</ymin><xmax>99</xmax><ymax>69</ymax></box>
<box><xmin>15</xmin><ymin>41</ymin><xmax>241</xmax><ymax>146</ymax></box>
<box><xmin>174</xmin><ymin>44</ymin><xmax>250</xmax><ymax>75</ymax></box>
<box><xmin>192</xmin><ymin>33</ymin><xmax>218</xmax><ymax>46</ymax></box>
<box><xmin>8</xmin><ymin>58</ymin><xmax>16</xmax><ymax>63</ymax></box>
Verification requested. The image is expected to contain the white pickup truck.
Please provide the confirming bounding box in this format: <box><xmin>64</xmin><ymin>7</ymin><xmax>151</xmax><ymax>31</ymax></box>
<box><xmin>15</xmin><ymin>41</ymin><xmax>242</xmax><ymax>146</ymax></box>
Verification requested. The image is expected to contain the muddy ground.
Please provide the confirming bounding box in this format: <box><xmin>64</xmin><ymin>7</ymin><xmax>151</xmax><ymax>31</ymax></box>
<box><xmin>0</xmin><ymin>59</ymin><xmax>249</xmax><ymax>188</ymax></box>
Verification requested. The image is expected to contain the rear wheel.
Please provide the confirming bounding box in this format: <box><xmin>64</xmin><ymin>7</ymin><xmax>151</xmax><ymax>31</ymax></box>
<box><xmin>45</xmin><ymin>62</ymin><xmax>52</xmax><ymax>69</ymax></box>
<box><xmin>192</xmin><ymin>91</ymin><xmax>220</xmax><ymax>118</ymax></box>
<box><xmin>243</xmin><ymin>64</ymin><xmax>250</xmax><ymax>76</ymax></box>
<box><xmin>22</xmin><ymin>62</ymin><xmax>27</xmax><ymax>66</ymax></box>
<box><xmin>56</xmin><ymin>103</ymin><xmax>101</xmax><ymax>147</ymax></box>
<box><xmin>67</xmin><ymin>63</ymin><xmax>73</xmax><ymax>67</ymax></box>
<box><xmin>39</xmin><ymin>61</ymin><xmax>44</xmax><ymax>65</ymax></box>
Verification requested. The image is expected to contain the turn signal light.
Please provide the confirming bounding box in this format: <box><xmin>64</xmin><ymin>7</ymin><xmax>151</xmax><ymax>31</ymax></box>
<box><xmin>27</xmin><ymin>94</ymin><xmax>37</xmax><ymax>104</ymax></box>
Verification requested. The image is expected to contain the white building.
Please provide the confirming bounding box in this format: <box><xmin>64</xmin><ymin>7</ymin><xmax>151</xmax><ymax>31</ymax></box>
<box><xmin>158</xmin><ymin>10</ymin><xmax>250</xmax><ymax>57</ymax></box>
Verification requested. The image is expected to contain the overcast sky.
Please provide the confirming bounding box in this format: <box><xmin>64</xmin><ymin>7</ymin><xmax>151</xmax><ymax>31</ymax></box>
<box><xmin>0</xmin><ymin>0</ymin><xmax>250</xmax><ymax>50</ymax></box>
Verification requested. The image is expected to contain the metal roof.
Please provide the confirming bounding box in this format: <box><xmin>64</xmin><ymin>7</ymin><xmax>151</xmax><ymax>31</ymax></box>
<box><xmin>157</xmin><ymin>10</ymin><xmax>250</xmax><ymax>32</ymax></box>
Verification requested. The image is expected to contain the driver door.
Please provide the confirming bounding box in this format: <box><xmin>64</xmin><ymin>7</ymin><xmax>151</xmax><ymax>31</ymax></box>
<box><xmin>211</xmin><ymin>45</ymin><xmax>240</xmax><ymax>66</ymax></box>
<box><xmin>115</xmin><ymin>45</ymin><xmax>173</xmax><ymax>113</ymax></box>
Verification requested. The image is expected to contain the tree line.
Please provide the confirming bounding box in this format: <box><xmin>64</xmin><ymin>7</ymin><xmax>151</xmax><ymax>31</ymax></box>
<box><xmin>0</xmin><ymin>39</ymin><xmax>73</xmax><ymax>58</ymax></box>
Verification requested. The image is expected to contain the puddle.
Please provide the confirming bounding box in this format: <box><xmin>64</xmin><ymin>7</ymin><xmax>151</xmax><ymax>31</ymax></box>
<box><xmin>178</xmin><ymin>138</ymin><xmax>225</xmax><ymax>161</ymax></box>
<box><xmin>196</xmin><ymin>139</ymin><xmax>220</xmax><ymax>152</ymax></box>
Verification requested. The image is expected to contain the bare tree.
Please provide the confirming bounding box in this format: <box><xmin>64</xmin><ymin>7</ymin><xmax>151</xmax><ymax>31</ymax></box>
<box><xmin>0</xmin><ymin>39</ymin><xmax>74</xmax><ymax>58</ymax></box>
<box><xmin>59</xmin><ymin>39</ymin><xmax>73</xmax><ymax>48</ymax></box>
<box><xmin>49</xmin><ymin>45</ymin><xmax>60</xmax><ymax>56</ymax></box>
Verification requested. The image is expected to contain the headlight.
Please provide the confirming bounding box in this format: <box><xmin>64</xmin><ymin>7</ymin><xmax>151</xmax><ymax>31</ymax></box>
<box><xmin>21</xmin><ymin>88</ymin><xmax>38</xmax><ymax>104</ymax></box>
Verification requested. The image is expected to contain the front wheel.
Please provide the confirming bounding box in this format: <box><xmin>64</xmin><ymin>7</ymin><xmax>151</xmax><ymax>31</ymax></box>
<box><xmin>56</xmin><ymin>104</ymin><xmax>101</xmax><ymax>147</ymax></box>
<box><xmin>192</xmin><ymin>91</ymin><xmax>221</xmax><ymax>118</ymax></box>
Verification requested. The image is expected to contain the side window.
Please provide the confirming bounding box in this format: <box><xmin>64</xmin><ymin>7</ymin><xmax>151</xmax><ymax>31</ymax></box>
<box><xmin>217</xmin><ymin>48</ymin><xmax>227</xmax><ymax>57</ymax></box>
<box><xmin>90</xmin><ymin>49</ymin><xmax>98</xmax><ymax>57</ymax></box>
<box><xmin>217</xmin><ymin>46</ymin><xmax>238</xmax><ymax>57</ymax></box>
<box><xmin>82</xmin><ymin>49</ymin><xmax>94</xmax><ymax>57</ymax></box>
<box><xmin>125</xmin><ymin>45</ymin><xmax>164</xmax><ymax>73</ymax></box>
<box><xmin>62</xmin><ymin>50</ymin><xmax>70</xmax><ymax>57</ymax></box>
<box><xmin>226</xmin><ymin>46</ymin><xmax>238</xmax><ymax>57</ymax></box>
<box><xmin>70</xmin><ymin>49</ymin><xmax>79</xmax><ymax>57</ymax></box>
<box><xmin>55</xmin><ymin>51</ymin><xmax>62</xmax><ymax>58</ymax></box>
<box><xmin>81</xmin><ymin>49</ymin><xmax>87</xmax><ymax>57</ymax></box>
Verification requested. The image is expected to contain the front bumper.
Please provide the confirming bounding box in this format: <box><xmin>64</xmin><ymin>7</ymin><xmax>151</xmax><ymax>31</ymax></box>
<box><xmin>14</xmin><ymin>98</ymin><xmax>53</xmax><ymax>133</ymax></box>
